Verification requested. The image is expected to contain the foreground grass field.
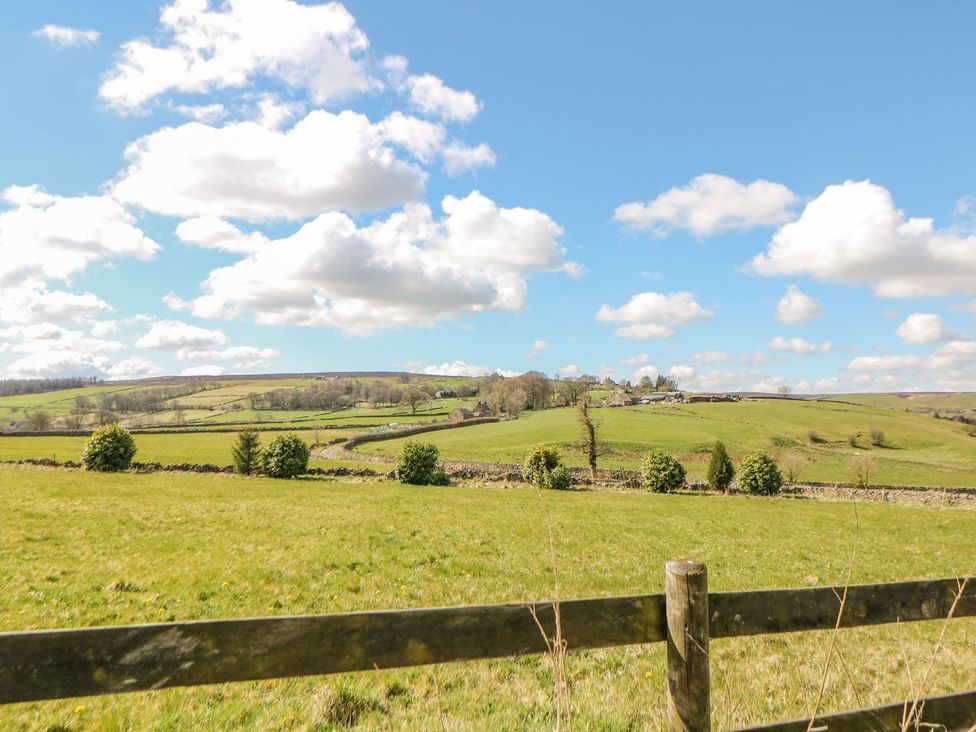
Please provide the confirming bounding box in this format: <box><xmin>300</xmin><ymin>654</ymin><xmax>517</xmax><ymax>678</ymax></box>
<box><xmin>358</xmin><ymin>399</ymin><xmax>976</xmax><ymax>487</ymax></box>
<box><xmin>1</xmin><ymin>465</ymin><xmax>973</xmax><ymax>729</ymax></box>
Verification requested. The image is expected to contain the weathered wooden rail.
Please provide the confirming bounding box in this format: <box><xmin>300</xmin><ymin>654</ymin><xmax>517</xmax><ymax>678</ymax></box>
<box><xmin>1</xmin><ymin>562</ymin><xmax>974</xmax><ymax>730</ymax></box>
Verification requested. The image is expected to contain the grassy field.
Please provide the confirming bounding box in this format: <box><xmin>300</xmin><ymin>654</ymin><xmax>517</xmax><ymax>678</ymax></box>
<box><xmin>0</xmin><ymin>465</ymin><xmax>973</xmax><ymax>729</ymax></box>
<box><xmin>0</xmin><ymin>429</ymin><xmax>379</xmax><ymax>472</ymax></box>
<box><xmin>355</xmin><ymin>399</ymin><xmax>976</xmax><ymax>487</ymax></box>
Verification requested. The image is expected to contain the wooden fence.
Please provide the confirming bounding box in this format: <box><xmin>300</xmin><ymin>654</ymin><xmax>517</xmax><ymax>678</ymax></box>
<box><xmin>1</xmin><ymin>560</ymin><xmax>974</xmax><ymax>730</ymax></box>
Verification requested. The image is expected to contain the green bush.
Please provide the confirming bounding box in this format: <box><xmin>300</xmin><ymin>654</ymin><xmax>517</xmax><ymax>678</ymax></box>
<box><xmin>395</xmin><ymin>442</ymin><xmax>442</xmax><ymax>485</ymax></box>
<box><xmin>522</xmin><ymin>445</ymin><xmax>571</xmax><ymax>489</ymax></box>
<box><xmin>640</xmin><ymin>450</ymin><xmax>686</xmax><ymax>493</ymax></box>
<box><xmin>547</xmin><ymin>466</ymin><xmax>573</xmax><ymax>491</ymax></box>
<box><xmin>261</xmin><ymin>434</ymin><xmax>310</xmax><ymax>479</ymax></box>
<box><xmin>706</xmin><ymin>441</ymin><xmax>735</xmax><ymax>493</ymax></box>
<box><xmin>81</xmin><ymin>423</ymin><xmax>137</xmax><ymax>472</ymax></box>
<box><xmin>232</xmin><ymin>429</ymin><xmax>262</xmax><ymax>475</ymax></box>
<box><xmin>738</xmin><ymin>451</ymin><xmax>784</xmax><ymax>495</ymax></box>
<box><xmin>429</xmin><ymin>468</ymin><xmax>451</xmax><ymax>486</ymax></box>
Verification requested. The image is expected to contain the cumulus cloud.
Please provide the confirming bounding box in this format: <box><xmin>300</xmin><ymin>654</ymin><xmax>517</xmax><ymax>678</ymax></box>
<box><xmin>847</xmin><ymin>354</ymin><xmax>924</xmax><ymax>371</ymax></box>
<box><xmin>111</xmin><ymin>111</ymin><xmax>426</xmax><ymax>220</ymax></box>
<box><xmin>176</xmin><ymin>191</ymin><xmax>573</xmax><ymax>335</ymax></box>
<box><xmin>596</xmin><ymin>291</ymin><xmax>713</xmax><ymax>339</ymax></box>
<box><xmin>107</xmin><ymin>356</ymin><xmax>165</xmax><ymax>381</ymax></box>
<box><xmin>620</xmin><ymin>353</ymin><xmax>650</xmax><ymax>365</ymax></box>
<box><xmin>177</xmin><ymin>345</ymin><xmax>279</xmax><ymax>368</ymax></box>
<box><xmin>775</xmin><ymin>284</ymin><xmax>822</xmax><ymax>325</ymax></box>
<box><xmin>180</xmin><ymin>364</ymin><xmax>227</xmax><ymax>377</ymax></box>
<box><xmin>750</xmin><ymin>180</ymin><xmax>976</xmax><ymax>297</ymax></box>
<box><xmin>559</xmin><ymin>363</ymin><xmax>580</xmax><ymax>375</ymax></box>
<box><xmin>527</xmin><ymin>340</ymin><xmax>549</xmax><ymax>358</ymax></box>
<box><xmin>170</xmin><ymin>102</ymin><xmax>229</xmax><ymax>124</ymax></box>
<box><xmin>769</xmin><ymin>336</ymin><xmax>833</xmax><ymax>356</ymax></box>
<box><xmin>34</xmin><ymin>25</ymin><xmax>100</xmax><ymax>48</ymax></box>
<box><xmin>135</xmin><ymin>320</ymin><xmax>228</xmax><ymax>354</ymax></box>
<box><xmin>99</xmin><ymin>0</ymin><xmax>372</xmax><ymax>113</ymax></box>
<box><xmin>896</xmin><ymin>312</ymin><xmax>952</xmax><ymax>344</ymax></box>
<box><xmin>3</xmin><ymin>350</ymin><xmax>112</xmax><ymax>379</ymax></box>
<box><xmin>633</xmin><ymin>364</ymin><xmax>659</xmax><ymax>381</ymax></box>
<box><xmin>403</xmin><ymin>360</ymin><xmax>519</xmax><ymax>377</ymax></box>
<box><xmin>613</xmin><ymin>173</ymin><xmax>798</xmax><ymax>237</ymax></box>
<box><xmin>0</xmin><ymin>286</ymin><xmax>112</xmax><ymax>325</ymax></box>
<box><xmin>0</xmin><ymin>323</ymin><xmax>124</xmax><ymax>356</ymax></box>
<box><xmin>0</xmin><ymin>185</ymin><xmax>158</xmax><ymax>288</ymax></box>
<box><xmin>441</xmin><ymin>142</ymin><xmax>497</xmax><ymax>176</ymax></box>
<box><xmin>405</xmin><ymin>73</ymin><xmax>481</xmax><ymax>122</ymax></box>
<box><xmin>693</xmin><ymin>350</ymin><xmax>779</xmax><ymax>366</ymax></box>
<box><xmin>846</xmin><ymin>339</ymin><xmax>976</xmax><ymax>391</ymax></box>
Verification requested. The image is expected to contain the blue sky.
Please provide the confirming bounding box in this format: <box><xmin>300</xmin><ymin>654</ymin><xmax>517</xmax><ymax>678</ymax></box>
<box><xmin>1</xmin><ymin>1</ymin><xmax>975</xmax><ymax>391</ymax></box>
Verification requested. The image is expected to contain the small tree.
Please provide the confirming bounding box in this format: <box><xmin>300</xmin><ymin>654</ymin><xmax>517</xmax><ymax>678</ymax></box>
<box><xmin>780</xmin><ymin>453</ymin><xmax>804</xmax><ymax>484</ymax></box>
<box><xmin>232</xmin><ymin>429</ymin><xmax>262</xmax><ymax>475</ymax></box>
<box><xmin>395</xmin><ymin>441</ymin><xmax>442</xmax><ymax>485</ymax></box>
<box><xmin>81</xmin><ymin>423</ymin><xmax>137</xmax><ymax>472</ymax></box>
<box><xmin>869</xmin><ymin>428</ymin><xmax>886</xmax><ymax>447</ymax></box>
<box><xmin>706</xmin><ymin>441</ymin><xmax>735</xmax><ymax>493</ymax></box>
<box><xmin>640</xmin><ymin>451</ymin><xmax>686</xmax><ymax>493</ymax></box>
<box><xmin>261</xmin><ymin>434</ymin><xmax>310</xmax><ymax>479</ymax></box>
<box><xmin>738</xmin><ymin>451</ymin><xmax>784</xmax><ymax>495</ymax></box>
<box><xmin>399</xmin><ymin>387</ymin><xmax>429</xmax><ymax>415</ymax></box>
<box><xmin>24</xmin><ymin>411</ymin><xmax>51</xmax><ymax>432</ymax></box>
<box><xmin>847</xmin><ymin>454</ymin><xmax>873</xmax><ymax>489</ymax></box>
<box><xmin>523</xmin><ymin>445</ymin><xmax>571</xmax><ymax>490</ymax></box>
<box><xmin>577</xmin><ymin>401</ymin><xmax>601</xmax><ymax>480</ymax></box>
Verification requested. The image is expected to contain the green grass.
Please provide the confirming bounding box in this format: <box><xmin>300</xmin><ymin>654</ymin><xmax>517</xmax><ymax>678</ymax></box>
<box><xmin>0</xmin><ymin>429</ymin><xmax>356</xmax><ymax>466</ymax></box>
<box><xmin>355</xmin><ymin>399</ymin><xmax>976</xmax><ymax>487</ymax></box>
<box><xmin>0</xmin><ymin>465</ymin><xmax>973</xmax><ymax>729</ymax></box>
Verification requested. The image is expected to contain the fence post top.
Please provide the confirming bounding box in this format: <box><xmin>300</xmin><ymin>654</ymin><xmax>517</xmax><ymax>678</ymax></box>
<box><xmin>666</xmin><ymin>559</ymin><xmax>707</xmax><ymax>576</ymax></box>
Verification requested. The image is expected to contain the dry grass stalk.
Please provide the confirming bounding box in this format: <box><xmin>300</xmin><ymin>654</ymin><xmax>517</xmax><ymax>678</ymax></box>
<box><xmin>806</xmin><ymin>503</ymin><xmax>860</xmax><ymax>731</ymax></box>
<box><xmin>900</xmin><ymin>576</ymin><xmax>972</xmax><ymax>732</ymax></box>
<box><xmin>530</xmin><ymin>485</ymin><xmax>571</xmax><ymax>731</ymax></box>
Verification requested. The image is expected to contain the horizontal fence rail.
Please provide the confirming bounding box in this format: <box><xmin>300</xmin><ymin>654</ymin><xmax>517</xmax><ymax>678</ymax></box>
<box><xmin>1</xmin><ymin>571</ymin><xmax>974</xmax><ymax>728</ymax></box>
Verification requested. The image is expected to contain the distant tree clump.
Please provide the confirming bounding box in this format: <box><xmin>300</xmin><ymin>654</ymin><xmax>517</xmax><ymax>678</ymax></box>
<box><xmin>261</xmin><ymin>435</ymin><xmax>310</xmax><ymax>479</ymax></box>
<box><xmin>523</xmin><ymin>445</ymin><xmax>572</xmax><ymax>490</ymax></box>
<box><xmin>640</xmin><ymin>451</ymin><xmax>686</xmax><ymax>493</ymax></box>
<box><xmin>395</xmin><ymin>441</ymin><xmax>449</xmax><ymax>485</ymax></box>
<box><xmin>232</xmin><ymin>429</ymin><xmax>262</xmax><ymax>475</ymax></box>
<box><xmin>869</xmin><ymin>428</ymin><xmax>886</xmax><ymax>447</ymax></box>
<box><xmin>737</xmin><ymin>451</ymin><xmax>784</xmax><ymax>495</ymax></box>
<box><xmin>81</xmin><ymin>423</ymin><xmax>137</xmax><ymax>472</ymax></box>
<box><xmin>706</xmin><ymin>441</ymin><xmax>735</xmax><ymax>493</ymax></box>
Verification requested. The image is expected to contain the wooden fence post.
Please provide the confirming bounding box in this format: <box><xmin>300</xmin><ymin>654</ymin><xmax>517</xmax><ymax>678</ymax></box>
<box><xmin>666</xmin><ymin>559</ymin><xmax>710</xmax><ymax>731</ymax></box>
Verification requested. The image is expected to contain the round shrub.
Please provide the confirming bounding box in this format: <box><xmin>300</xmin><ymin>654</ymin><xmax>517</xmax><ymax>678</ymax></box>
<box><xmin>547</xmin><ymin>466</ymin><xmax>573</xmax><ymax>491</ymax></box>
<box><xmin>523</xmin><ymin>445</ymin><xmax>561</xmax><ymax>487</ymax></box>
<box><xmin>640</xmin><ymin>450</ymin><xmax>686</xmax><ymax>493</ymax></box>
<box><xmin>81</xmin><ymin>423</ymin><xmax>137</xmax><ymax>472</ymax></box>
<box><xmin>522</xmin><ymin>445</ymin><xmax>571</xmax><ymax>489</ymax></box>
<box><xmin>262</xmin><ymin>434</ymin><xmax>310</xmax><ymax>479</ymax></box>
<box><xmin>738</xmin><ymin>451</ymin><xmax>784</xmax><ymax>495</ymax></box>
<box><xmin>395</xmin><ymin>441</ymin><xmax>441</xmax><ymax>485</ymax></box>
<box><xmin>429</xmin><ymin>468</ymin><xmax>451</xmax><ymax>486</ymax></box>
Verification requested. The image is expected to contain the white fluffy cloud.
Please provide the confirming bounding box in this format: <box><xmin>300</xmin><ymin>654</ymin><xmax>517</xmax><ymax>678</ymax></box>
<box><xmin>896</xmin><ymin>312</ymin><xmax>951</xmax><ymax>344</ymax></box>
<box><xmin>174</xmin><ymin>191</ymin><xmax>573</xmax><ymax>335</ymax></box>
<box><xmin>403</xmin><ymin>360</ymin><xmax>519</xmax><ymax>377</ymax></box>
<box><xmin>180</xmin><ymin>364</ymin><xmax>227</xmax><ymax>377</ymax></box>
<box><xmin>847</xmin><ymin>354</ymin><xmax>924</xmax><ymax>371</ymax></box>
<box><xmin>769</xmin><ymin>336</ymin><xmax>833</xmax><ymax>356</ymax></box>
<box><xmin>775</xmin><ymin>284</ymin><xmax>823</xmax><ymax>325</ymax></box>
<box><xmin>99</xmin><ymin>0</ymin><xmax>372</xmax><ymax>113</ymax></box>
<box><xmin>405</xmin><ymin>73</ymin><xmax>481</xmax><ymax>122</ymax></box>
<box><xmin>620</xmin><ymin>353</ymin><xmax>650</xmax><ymax>365</ymax></box>
<box><xmin>3</xmin><ymin>351</ymin><xmax>112</xmax><ymax>379</ymax></box>
<box><xmin>136</xmin><ymin>320</ymin><xmax>228</xmax><ymax>353</ymax></box>
<box><xmin>111</xmin><ymin>111</ymin><xmax>426</xmax><ymax>220</ymax></box>
<box><xmin>442</xmin><ymin>143</ymin><xmax>497</xmax><ymax>176</ymax></box>
<box><xmin>613</xmin><ymin>173</ymin><xmax>798</xmax><ymax>237</ymax></box>
<box><xmin>633</xmin><ymin>364</ymin><xmax>659</xmax><ymax>381</ymax></box>
<box><xmin>559</xmin><ymin>363</ymin><xmax>580</xmax><ymax>375</ymax></box>
<box><xmin>34</xmin><ymin>25</ymin><xmax>100</xmax><ymax>48</ymax></box>
<box><xmin>0</xmin><ymin>185</ymin><xmax>158</xmax><ymax>288</ymax></box>
<box><xmin>750</xmin><ymin>180</ymin><xmax>976</xmax><ymax>297</ymax></box>
<box><xmin>107</xmin><ymin>356</ymin><xmax>165</xmax><ymax>381</ymax></box>
<box><xmin>693</xmin><ymin>350</ymin><xmax>779</xmax><ymax>366</ymax></box>
<box><xmin>527</xmin><ymin>340</ymin><xmax>549</xmax><ymax>358</ymax></box>
<box><xmin>178</xmin><ymin>345</ymin><xmax>278</xmax><ymax>368</ymax></box>
<box><xmin>0</xmin><ymin>286</ymin><xmax>113</xmax><ymax>325</ymax></box>
<box><xmin>596</xmin><ymin>292</ymin><xmax>713</xmax><ymax>339</ymax></box>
